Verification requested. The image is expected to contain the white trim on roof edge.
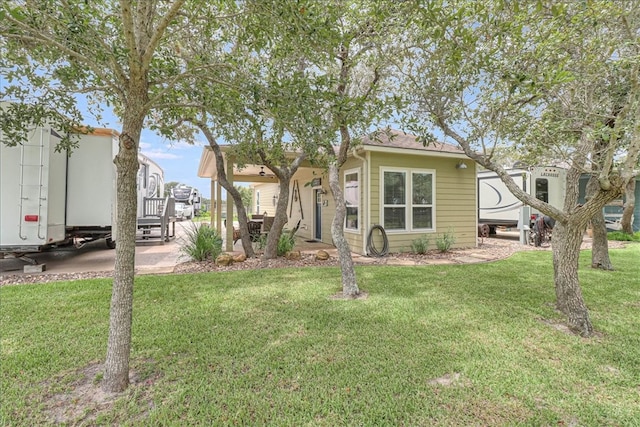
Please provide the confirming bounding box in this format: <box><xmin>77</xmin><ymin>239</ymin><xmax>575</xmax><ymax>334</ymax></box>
<box><xmin>358</xmin><ymin>144</ymin><xmax>468</xmax><ymax>159</ymax></box>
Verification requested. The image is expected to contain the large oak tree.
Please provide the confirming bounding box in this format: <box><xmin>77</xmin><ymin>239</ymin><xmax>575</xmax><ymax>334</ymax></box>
<box><xmin>256</xmin><ymin>0</ymin><xmax>404</xmax><ymax>296</ymax></box>
<box><xmin>401</xmin><ymin>0</ymin><xmax>640</xmax><ymax>335</ymax></box>
<box><xmin>0</xmin><ymin>0</ymin><xmax>236</xmax><ymax>391</ymax></box>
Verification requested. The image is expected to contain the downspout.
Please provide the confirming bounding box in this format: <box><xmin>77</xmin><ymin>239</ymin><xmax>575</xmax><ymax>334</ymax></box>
<box><xmin>475</xmin><ymin>162</ymin><xmax>479</xmax><ymax>248</ymax></box>
<box><xmin>352</xmin><ymin>147</ymin><xmax>368</xmax><ymax>256</ymax></box>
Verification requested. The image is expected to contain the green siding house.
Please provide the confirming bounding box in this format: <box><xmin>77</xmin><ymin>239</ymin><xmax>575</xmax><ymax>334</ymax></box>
<box><xmin>199</xmin><ymin>129</ymin><xmax>477</xmax><ymax>254</ymax></box>
<box><xmin>338</xmin><ymin>130</ymin><xmax>477</xmax><ymax>254</ymax></box>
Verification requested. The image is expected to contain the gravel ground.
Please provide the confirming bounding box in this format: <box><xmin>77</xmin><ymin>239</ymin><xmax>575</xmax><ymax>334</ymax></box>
<box><xmin>0</xmin><ymin>237</ymin><xmax>626</xmax><ymax>286</ymax></box>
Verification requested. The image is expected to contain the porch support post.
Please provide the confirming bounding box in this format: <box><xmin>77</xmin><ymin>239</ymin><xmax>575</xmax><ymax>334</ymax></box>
<box><xmin>210</xmin><ymin>177</ymin><xmax>215</xmax><ymax>228</ymax></box>
<box><xmin>216</xmin><ymin>180</ymin><xmax>222</xmax><ymax>234</ymax></box>
<box><xmin>225</xmin><ymin>155</ymin><xmax>235</xmax><ymax>251</ymax></box>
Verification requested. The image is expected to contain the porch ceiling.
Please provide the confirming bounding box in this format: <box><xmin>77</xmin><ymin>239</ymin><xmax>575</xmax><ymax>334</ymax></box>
<box><xmin>197</xmin><ymin>146</ymin><xmax>279</xmax><ymax>183</ymax></box>
<box><xmin>197</xmin><ymin>145</ymin><xmax>319</xmax><ymax>183</ymax></box>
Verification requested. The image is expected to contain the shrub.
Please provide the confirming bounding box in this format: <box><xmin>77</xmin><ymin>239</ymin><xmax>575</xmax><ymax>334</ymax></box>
<box><xmin>256</xmin><ymin>232</ymin><xmax>295</xmax><ymax>256</ymax></box>
<box><xmin>435</xmin><ymin>228</ymin><xmax>456</xmax><ymax>252</ymax></box>
<box><xmin>257</xmin><ymin>233</ymin><xmax>268</xmax><ymax>250</ymax></box>
<box><xmin>608</xmin><ymin>231</ymin><xmax>640</xmax><ymax>242</ymax></box>
<box><xmin>180</xmin><ymin>223</ymin><xmax>223</xmax><ymax>261</ymax></box>
<box><xmin>411</xmin><ymin>235</ymin><xmax>431</xmax><ymax>254</ymax></box>
<box><xmin>277</xmin><ymin>233</ymin><xmax>296</xmax><ymax>256</ymax></box>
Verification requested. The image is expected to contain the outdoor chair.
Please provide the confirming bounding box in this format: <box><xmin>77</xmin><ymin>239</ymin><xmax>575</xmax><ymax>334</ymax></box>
<box><xmin>248</xmin><ymin>220</ymin><xmax>262</xmax><ymax>242</ymax></box>
<box><xmin>261</xmin><ymin>216</ymin><xmax>274</xmax><ymax>235</ymax></box>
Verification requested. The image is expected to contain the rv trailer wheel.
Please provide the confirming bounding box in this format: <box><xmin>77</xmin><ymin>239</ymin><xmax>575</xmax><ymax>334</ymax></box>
<box><xmin>105</xmin><ymin>238</ymin><xmax>116</xmax><ymax>249</ymax></box>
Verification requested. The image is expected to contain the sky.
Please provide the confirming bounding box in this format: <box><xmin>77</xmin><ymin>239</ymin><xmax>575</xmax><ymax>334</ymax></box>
<box><xmin>75</xmin><ymin>97</ymin><xmax>214</xmax><ymax>199</ymax></box>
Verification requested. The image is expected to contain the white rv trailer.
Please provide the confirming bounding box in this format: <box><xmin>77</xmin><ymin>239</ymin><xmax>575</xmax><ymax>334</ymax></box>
<box><xmin>0</xmin><ymin>126</ymin><xmax>164</xmax><ymax>253</ymax></box>
<box><xmin>171</xmin><ymin>184</ymin><xmax>201</xmax><ymax>217</ymax></box>
<box><xmin>1</xmin><ymin>126</ymin><xmax>68</xmax><ymax>252</ymax></box>
<box><xmin>63</xmin><ymin>128</ymin><xmax>119</xmax><ymax>248</ymax></box>
<box><xmin>136</xmin><ymin>152</ymin><xmax>165</xmax><ymax>219</ymax></box>
<box><xmin>478</xmin><ymin>166</ymin><xmax>567</xmax><ymax>234</ymax></box>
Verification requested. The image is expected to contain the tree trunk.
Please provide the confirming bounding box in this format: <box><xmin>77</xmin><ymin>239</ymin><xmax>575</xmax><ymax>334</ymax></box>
<box><xmin>264</xmin><ymin>179</ymin><xmax>291</xmax><ymax>259</ymax></box>
<box><xmin>260</xmin><ymin>155</ymin><xmax>305</xmax><ymax>259</ymax></box>
<box><xmin>590</xmin><ymin>209</ymin><xmax>613</xmax><ymax>270</ymax></box>
<box><xmin>201</xmin><ymin>134</ymin><xmax>255</xmax><ymax>257</ymax></box>
<box><xmin>587</xmin><ymin>176</ymin><xmax>614</xmax><ymax>270</ymax></box>
<box><xmin>328</xmin><ymin>163</ymin><xmax>359</xmax><ymax>296</ymax></box>
<box><xmin>552</xmin><ymin>221</ymin><xmax>593</xmax><ymax>337</ymax></box>
<box><xmin>226</xmin><ymin>186</ymin><xmax>254</xmax><ymax>257</ymax></box>
<box><xmin>621</xmin><ymin>179</ymin><xmax>636</xmax><ymax>234</ymax></box>
<box><xmin>103</xmin><ymin>106</ymin><xmax>145</xmax><ymax>393</ymax></box>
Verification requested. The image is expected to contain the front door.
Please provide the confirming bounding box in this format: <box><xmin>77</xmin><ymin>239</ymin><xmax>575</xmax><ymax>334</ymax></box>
<box><xmin>314</xmin><ymin>189</ymin><xmax>322</xmax><ymax>240</ymax></box>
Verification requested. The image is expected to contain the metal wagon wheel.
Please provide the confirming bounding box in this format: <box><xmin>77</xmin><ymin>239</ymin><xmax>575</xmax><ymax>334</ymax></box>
<box><xmin>529</xmin><ymin>227</ymin><xmax>552</xmax><ymax>247</ymax></box>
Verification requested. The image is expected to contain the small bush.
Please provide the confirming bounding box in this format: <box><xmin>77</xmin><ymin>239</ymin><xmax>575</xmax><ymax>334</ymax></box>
<box><xmin>608</xmin><ymin>231</ymin><xmax>640</xmax><ymax>242</ymax></box>
<box><xmin>435</xmin><ymin>228</ymin><xmax>456</xmax><ymax>252</ymax></box>
<box><xmin>257</xmin><ymin>232</ymin><xmax>295</xmax><ymax>256</ymax></box>
<box><xmin>411</xmin><ymin>235</ymin><xmax>431</xmax><ymax>254</ymax></box>
<box><xmin>257</xmin><ymin>233</ymin><xmax>268</xmax><ymax>250</ymax></box>
<box><xmin>277</xmin><ymin>234</ymin><xmax>296</xmax><ymax>256</ymax></box>
<box><xmin>180</xmin><ymin>223</ymin><xmax>223</xmax><ymax>261</ymax></box>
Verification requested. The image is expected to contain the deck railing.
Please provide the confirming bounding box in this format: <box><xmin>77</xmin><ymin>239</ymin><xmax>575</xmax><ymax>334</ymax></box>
<box><xmin>141</xmin><ymin>197</ymin><xmax>176</xmax><ymax>243</ymax></box>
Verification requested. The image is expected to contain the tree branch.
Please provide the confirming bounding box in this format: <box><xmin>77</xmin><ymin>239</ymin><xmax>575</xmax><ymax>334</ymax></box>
<box><xmin>1</xmin><ymin>32</ymin><xmax>125</xmax><ymax>99</ymax></box>
<box><xmin>119</xmin><ymin>0</ymin><xmax>139</xmax><ymax>71</ymax></box>
<box><xmin>140</xmin><ymin>0</ymin><xmax>186</xmax><ymax>70</ymax></box>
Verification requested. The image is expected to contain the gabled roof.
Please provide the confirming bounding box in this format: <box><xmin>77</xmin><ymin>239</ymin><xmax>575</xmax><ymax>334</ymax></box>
<box><xmin>198</xmin><ymin>129</ymin><xmax>469</xmax><ymax>180</ymax></box>
<box><xmin>358</xmin><ymin>129</ymin><xmax>465</xmax><ymax>156</ymax></box>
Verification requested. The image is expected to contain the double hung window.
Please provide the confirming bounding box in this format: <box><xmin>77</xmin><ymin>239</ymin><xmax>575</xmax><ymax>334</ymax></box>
<box><xmin>382</xmin><ymin>169</ymin><xmax>434</xmax><ymax>231</ymax></box>
<box><xmin>344</xmin><ymin>169</ymin><xmax>360</xmax><ymax>231</ymax></box>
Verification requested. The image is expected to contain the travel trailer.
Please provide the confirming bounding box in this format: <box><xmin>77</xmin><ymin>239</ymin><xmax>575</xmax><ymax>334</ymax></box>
<box><xmin>137</xmin><ymin>152</ymin><xmax>165</xmax><ymax>219</ymax></box>
<box><xmin>477</xmin><ymin>166</ymin><xmax>567</xmax><ymax>234</ymax></box>
<box><xmin>171</xmin><ymin>185</ymin><xmax>201</xmax><ymax>217</ymax></box>
<box><xmin>0</xmin><ymin>125</ymin><xmax>165</xmax><ymax>254</ymax></box>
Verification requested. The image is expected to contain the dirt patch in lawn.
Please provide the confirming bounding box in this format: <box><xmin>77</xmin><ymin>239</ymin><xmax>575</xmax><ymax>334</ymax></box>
<box><xmin>39</xmin><ymin>360</ymin><xmax>158</xmax><ymax>425</ymax></box>
<box><xmin>538</xmin><ymin>317</ymin><xmax>605</xmax><ymax>339</ymax></box>
<box><xmin>329</xmin><ymin>290</ymin><xmax>369</xmax><ymax>300</ymax></box>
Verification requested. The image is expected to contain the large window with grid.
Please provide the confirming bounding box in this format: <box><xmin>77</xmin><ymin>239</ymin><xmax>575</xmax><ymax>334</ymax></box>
<box><xmin>381</xmin><ymin>168</ymin><xmax>435</xmax><ymax>231</ymax></box>
<box><xmin>344</xmin><ymin>169</ymin><xmax>360</xmax><ymax>231</ymax></box>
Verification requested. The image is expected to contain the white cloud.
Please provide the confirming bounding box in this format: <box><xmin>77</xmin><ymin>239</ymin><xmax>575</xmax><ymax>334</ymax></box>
<box><xmin>157</xmin><ymin>138</ymin><xmax>205</xmax><ymax>150</ymax></box>
<box><xmin>142</xmin><ymin>149</ymin><xmax>181</xmax><ymax>160</ymax></box>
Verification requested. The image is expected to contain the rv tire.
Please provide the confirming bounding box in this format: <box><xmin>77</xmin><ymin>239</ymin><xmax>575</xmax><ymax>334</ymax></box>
<box><xmin>105</xmin><ymin>238</ymin><xmax>116</xmax><ymax>249</ymax></box>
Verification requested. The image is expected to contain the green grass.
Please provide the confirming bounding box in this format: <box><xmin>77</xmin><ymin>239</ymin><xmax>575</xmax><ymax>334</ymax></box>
<box><xmin>608</xmin><ymin>230</ymin><xmax>640</xmax><ymax>242</ymax></box>
<box><xmin>2</xmin><ymin>245</ymin><xmax>639</xmax><ymax>425</ymax></box>
<box><xmin>196</xmin><ymin>211</ymin><xmax>211</xmax><ymax>221</ymax></box>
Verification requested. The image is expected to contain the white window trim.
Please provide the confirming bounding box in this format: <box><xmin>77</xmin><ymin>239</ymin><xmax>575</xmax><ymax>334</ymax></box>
<box><xmin>410</xmin><ymin>170</ymin><xmax>436</xmax><ymax>232</ymax></box>
<box><xmin>380</xmin><ymin>167</ymin><xmax>436</xmax><ymax>233</ymax></box>
<box><xmin>256</xmin><ymin>190</ymin><xmax>260</xmax><ymax>214</ymax></box>
<box><xmin>381</xmin><ymin>168</ymin><xmax>408</xmax><ymax>232</ymax></box>
<box><xmin>343</xmin><ymin>167</ymin><xmax>361</xmax><ymax>233</ymax></box>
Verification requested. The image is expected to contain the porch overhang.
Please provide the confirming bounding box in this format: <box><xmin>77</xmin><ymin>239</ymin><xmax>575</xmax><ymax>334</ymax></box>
<box><xmin>197</xmin><ymin>145</ymin><xmax>278</xmax><ymax>183</ymax></box>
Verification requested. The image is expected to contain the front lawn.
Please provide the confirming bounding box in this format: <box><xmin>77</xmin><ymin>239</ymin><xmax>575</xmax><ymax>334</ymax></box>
<box><xmin>1</xmin><ymin>245</ymin><xmax>639</xmax><ymax>425</ymax></box>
